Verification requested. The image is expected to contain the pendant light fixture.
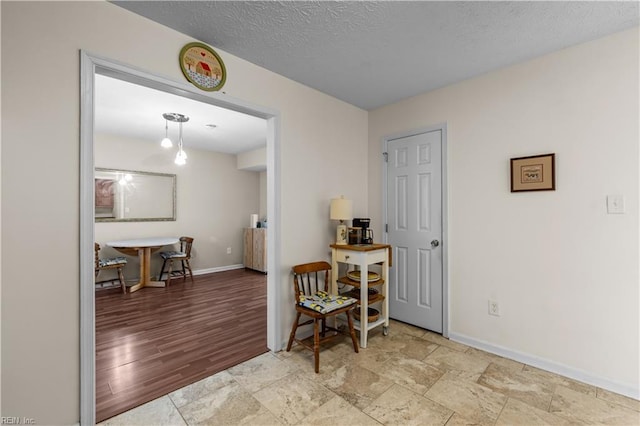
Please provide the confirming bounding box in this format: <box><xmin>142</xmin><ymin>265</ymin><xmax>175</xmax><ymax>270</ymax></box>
<box><xmin>160</xmin><ymin>118</ymin><xmax>172</xmax><ymax>148</ymax></box>
<box><xmin>162</xmin><ymin>112</ymin><xmax>190</xmax><ymax>165</ymax></box>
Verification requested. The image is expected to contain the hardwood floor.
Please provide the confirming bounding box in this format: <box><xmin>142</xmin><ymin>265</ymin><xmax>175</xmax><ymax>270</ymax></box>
<box><xmin>95</xmin><ymin>268</ymin><xmax>268</xmax><ymax>423</ymax></box>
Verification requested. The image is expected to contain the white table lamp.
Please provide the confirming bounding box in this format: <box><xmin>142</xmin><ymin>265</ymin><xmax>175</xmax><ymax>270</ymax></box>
<box><xmin>330</xmin><ymin>196</ymin><xmax>352</xmax><ymax>245</ymax></box>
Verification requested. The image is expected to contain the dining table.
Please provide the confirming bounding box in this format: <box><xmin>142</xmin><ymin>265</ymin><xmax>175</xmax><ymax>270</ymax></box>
<box><xmin>106</xmin><ymin>236</ymin><xmax>179</xmax><ymax>293</ymax></box>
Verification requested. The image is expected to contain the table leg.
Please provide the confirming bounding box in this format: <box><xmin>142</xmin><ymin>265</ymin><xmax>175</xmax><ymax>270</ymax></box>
<box><xmin>128</xmin><ymin>247</ymin><xmax>166</xmax><ymax>293</ymax></box>
<box><xmin>360</xmin><ymin>262</ymin><xmax>368</xmax><ymax>348</ymax></box>
<box><xmin>383</xmin><ymin>248</ymin><xmax>389</xmax><ymax>329</ymax></box>
<box><xmin>142</xmin><ymin>247</ymin><xmax>166</xmax><ymax>288</ymax></box>
<box><xmin>330</xmin><ymin>248</ymin><xmax>338</xmax><ymax>294</ymax></box>
<box><xmin>330</xmin><ymin>248</ymin><xmax>339</xmax><ymax>331</ymax></box>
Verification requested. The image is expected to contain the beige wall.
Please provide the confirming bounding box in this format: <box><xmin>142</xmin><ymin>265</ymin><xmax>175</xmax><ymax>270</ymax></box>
<box><xmin>236</xmin><ymin>147</ymin><xmax>268</xmax><ymax>219</ymax></box>
<box><xmin>237</xmin><ymin>146</ymin><xmax>266</xmax><ymax>171</ymax></box>
<box><xmin>3</xmin><ymin>2</ymin><xmax>637</xmax><ymax>422</ymax></box>
<box><xmin>1</xmin><ymin>2</ymin><xmax>367</xmax><ymax>423</ymax></box>
<box><xmin>260</xmin><ymin>171</ymin><xmax>267</xmax><ymax>220</ymax></box>
<box><xmin>369</xmin><ymin>28</ymin><xmax>639</xmax><ymax>395</ymax></box>
<box><xmin>95</xmin><ymin>133</ymin><xmax>260</xmax><ymax>277</ymax></box>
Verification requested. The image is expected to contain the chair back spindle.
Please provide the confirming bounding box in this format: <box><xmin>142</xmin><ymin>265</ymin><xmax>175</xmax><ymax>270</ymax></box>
<box><xmin>180</xmin><ymin>237</ymin><xmax>194</xmax><ymax>257</ymax></box>
<box><xmin>292</xmin><ymin>261</ymin><xmax>331</xmax><ymax>302</ymax></box>
<box><xmin>95</xmin><ymin>242</ymin><xmax>100</xmax><ymax>269</ymax></box>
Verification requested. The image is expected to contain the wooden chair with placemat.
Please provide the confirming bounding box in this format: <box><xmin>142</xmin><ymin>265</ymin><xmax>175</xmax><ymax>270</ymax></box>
<box><xmin>94</xmin><ymin>243</ymin><xmax>127</xmax><ymax>294</ymax></box>
<box><xmin>158</xmin><ymin>236</ymin><xmax>194</xmax><ymax>286</ymax></box>
<box><xmin>286</xmin><ymin>261</ymin><xmax>359</xmax><ymax>373</ymax></box>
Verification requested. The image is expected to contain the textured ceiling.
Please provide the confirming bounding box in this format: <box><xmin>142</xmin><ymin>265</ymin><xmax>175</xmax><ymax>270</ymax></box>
<box><xmin>113</xmin><ymin>1</ymin><xmax>639</xmax><ymax>110</ymax></box>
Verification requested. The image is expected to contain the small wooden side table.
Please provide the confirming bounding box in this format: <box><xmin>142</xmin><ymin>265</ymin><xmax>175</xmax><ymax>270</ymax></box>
<box><xmin>330</xmin><ymin>243</ymin><xmax>391</xmax><ymax>348</ymax></box>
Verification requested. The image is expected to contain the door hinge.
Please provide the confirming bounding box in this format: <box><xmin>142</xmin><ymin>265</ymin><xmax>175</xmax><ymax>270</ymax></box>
<box><xmin>383</xmin><ymin>152</ymin><xmax>388</xmax><ymax>162</ymax></box>
<box><xmin>385</xmin><ymin>224</ymin><xmax>388</xmax><ymax>233</ymax></box>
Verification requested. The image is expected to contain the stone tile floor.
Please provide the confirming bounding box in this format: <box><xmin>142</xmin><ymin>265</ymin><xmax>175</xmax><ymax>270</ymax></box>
<box><xmin>100</xmin><ymin>320</ymin><xmax>639</xmax><ymax>425</ymax></box>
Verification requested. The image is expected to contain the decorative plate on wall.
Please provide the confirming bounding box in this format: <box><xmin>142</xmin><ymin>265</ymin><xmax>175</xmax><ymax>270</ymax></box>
<box><xmin>179</xmin><ymin>42</ymin><xmax>227</xmax><ymax>91</ymax></box>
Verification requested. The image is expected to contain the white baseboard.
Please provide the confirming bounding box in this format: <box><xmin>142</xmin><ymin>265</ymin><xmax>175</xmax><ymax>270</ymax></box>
<box><xmin>193</xmin><ymin>264</ymin><xmax>245</xmax><ymax>276</ymax></box>
<box><xmin>449</xmin><ymin>331</ymin><xmax>639</xmax><ymax>400</ymax></box>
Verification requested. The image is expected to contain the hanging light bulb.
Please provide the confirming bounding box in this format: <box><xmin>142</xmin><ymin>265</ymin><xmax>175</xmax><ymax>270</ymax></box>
<box><xmin>160</xmin><ymin>118</ymin><xmax>172</xmax><ymax>148</ymax></box>
<box><xmin>174</xmin><ymin>119</ymin><xmax>187</xmax><ymax>165</ymax></box>
<box><xmin>174</xmin><ymin>148</ymin><xmax>187</xmax><ymax>165</ymax></box>
<box><xmin>163</xmin><ymin>112</ymin><xmax>189</xmax><ymax>165</ymax></box>
<box><xmin>119</xmin><ymin>173</ymin><xmax>133</xmax><ymax>185</ymax></box>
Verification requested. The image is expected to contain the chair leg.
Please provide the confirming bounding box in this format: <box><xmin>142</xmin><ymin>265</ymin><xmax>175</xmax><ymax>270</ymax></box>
<box><xmin>180</xmin><ymin>260</ymin><xmax>187</xmax><ymax>282</ymax></box>
<box><xmin>185</xmin><ymin>259</ymin><xmax>194</xmax><ymax>283</ymax></box>
<box><xmin>313</xmin><ymin>318</ymin><xmax>320</xmax><ymax>373</ymax></box>
<box><xmin>166</xmin><ymin>260</ymin><xmax>174</xmax><ymax>286</ymax></box>
<box><xmin>117</xmin><ymin>267</ymin><xmax>126</xmax><ymax>294</ymax></box>
<box><xmin>286</xmin><ymin>312</ymin><xmax>302</xmax><ymax>351</ymax></box>
<box><xmin>158</xmin><ymin>258</ymin><xmax>168</xmax><ymax>281</ymax></box>
<box><xmin>346</xmin><ymin>310</ymin><xmax>359</xmax><ymax>353</ymax></box>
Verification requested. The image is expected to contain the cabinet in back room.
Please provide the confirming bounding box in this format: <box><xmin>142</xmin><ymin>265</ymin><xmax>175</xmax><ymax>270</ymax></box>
<box><xmin>243</xmin><ymin>228</ymin><xmax>267</xmax><ymax>273</ymax></box>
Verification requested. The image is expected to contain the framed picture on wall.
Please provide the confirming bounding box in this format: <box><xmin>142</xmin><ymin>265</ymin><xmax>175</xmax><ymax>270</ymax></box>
<box><xmin>95</xmin><ymin>178</ymin><xmax>115</xmax><ymax>218</ymax></box>
<box><xmin>510</xmin><ymin>153</ymin><xmax>555</xmax><ymax>192</ymax></box>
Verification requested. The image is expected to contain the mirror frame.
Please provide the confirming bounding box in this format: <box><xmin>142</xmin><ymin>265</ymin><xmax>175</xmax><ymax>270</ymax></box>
<box><xmin>95</xmin><ymin>167</ymin><xmax>176</xmax><ymax>222</ymax></box>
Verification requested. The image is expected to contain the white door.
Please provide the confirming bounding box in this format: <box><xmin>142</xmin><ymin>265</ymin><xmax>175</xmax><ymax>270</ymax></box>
<box><xmin>386</xmin><ymin>129</ymin><xmax>443</xmax><ymax>332</ymax></box>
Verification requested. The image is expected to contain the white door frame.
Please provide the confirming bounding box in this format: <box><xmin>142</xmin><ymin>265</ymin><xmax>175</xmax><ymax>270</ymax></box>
<box><xmin>382</xmin><ymin>123</ymin><xmax>449</xmax><ymax>337</ymax></box>
<box><xmin>80</xmin><ymin>51</ymin><xmax>281</xmax><ymax>425</ymax></box>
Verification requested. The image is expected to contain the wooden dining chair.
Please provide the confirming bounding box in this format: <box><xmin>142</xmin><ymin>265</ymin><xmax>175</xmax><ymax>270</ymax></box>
<box><xmin>158</xmin><ymin>236</ymin><xmax>194</xmax><ymax>286</ymax></box>
<box><xmin>286</xmin><ymin>261</ymin><xmax>359</xmax><ymax>373</ymax></box>
<box><xmin>95</xmin><ymin>243</ymin><xmax>127</xmax><ymax>294</ymax></box>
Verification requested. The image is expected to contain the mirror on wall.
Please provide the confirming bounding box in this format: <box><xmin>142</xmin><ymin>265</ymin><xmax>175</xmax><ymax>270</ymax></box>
<box><xmin>95</xmin><ymin>168</ymin><xmax>176</xmax><ymax>222</ymax></box>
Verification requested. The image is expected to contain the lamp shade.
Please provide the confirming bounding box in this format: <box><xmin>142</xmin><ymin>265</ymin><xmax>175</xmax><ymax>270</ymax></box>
<box><xmin>330</xmin><ymin>197</ymin><xmax>352</xmax><ymax>221</ymax></box>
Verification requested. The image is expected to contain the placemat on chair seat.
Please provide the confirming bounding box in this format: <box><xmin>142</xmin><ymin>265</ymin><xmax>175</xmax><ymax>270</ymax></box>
<box><xmin>99</xmin><ymin>257</ymin><xmax>127</xmax><ymax>267</ymax></box>
<box><xmin>160</xmin><ymin>251</ymin><xmax>187</xmax><ymax>259</ymax></box>
<box><xmin>298</xmin><ymin>290</ymin><xmax>356</xmax><ymax>314</ymax></box>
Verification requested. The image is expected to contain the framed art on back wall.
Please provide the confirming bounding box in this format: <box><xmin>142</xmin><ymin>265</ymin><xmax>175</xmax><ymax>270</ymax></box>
<box><xmin>510</xmin><ymin>153</ymin><xmax>556</xmax><ymax>192</ymax></box>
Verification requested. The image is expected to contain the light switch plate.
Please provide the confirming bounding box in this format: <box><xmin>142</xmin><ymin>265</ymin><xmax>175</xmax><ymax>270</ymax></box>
<box><xmin>607</xmin><ymin>195</ymin><xmax>625</xmax><ymax>214</ymax></box>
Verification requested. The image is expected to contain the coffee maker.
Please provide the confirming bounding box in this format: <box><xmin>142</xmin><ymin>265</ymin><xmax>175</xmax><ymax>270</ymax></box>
<box><xmin>349</xmin><ymin>218</ymin><xmax>374</xmax><ymax>244</ymax></box>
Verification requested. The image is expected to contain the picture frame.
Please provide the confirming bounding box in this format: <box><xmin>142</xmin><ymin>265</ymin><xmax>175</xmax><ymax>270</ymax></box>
<box><xmin>95</xmin><ymin>178</ymin><xmax>115</xmax><ymax>218</ymax></box>
<box><xmin>510</xmin><ymin>153</ymin><xmax>555</xmax><ymax>192</ymax></box>
<box><xmin>179</xmin><ymin>42</ymin><xmax>227</xmax><ymax>91</ymax></box>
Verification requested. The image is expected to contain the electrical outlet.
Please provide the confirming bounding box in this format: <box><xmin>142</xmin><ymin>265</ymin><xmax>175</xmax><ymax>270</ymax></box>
<box><xmin>488</xmin><ymin>300</ymin><xmax>500</xmax><ymax>316</ymax></box>
<box><xmin>226</xmin><ymin>247</ymin><xmax>232</xmax><ymax>254</ymax></box>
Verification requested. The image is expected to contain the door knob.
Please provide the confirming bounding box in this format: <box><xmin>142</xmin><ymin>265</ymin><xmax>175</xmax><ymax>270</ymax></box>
<box><xmin>431</xmin><ymin>239</ymin><xmax>440</xmax><ymax>248</ymax></box>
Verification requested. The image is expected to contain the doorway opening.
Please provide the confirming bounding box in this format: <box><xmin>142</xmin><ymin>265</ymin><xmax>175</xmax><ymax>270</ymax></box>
<box><xmin>80</xmin><ymin>52</ymin><xmax>281</xmax><ymax>425</ymax></box>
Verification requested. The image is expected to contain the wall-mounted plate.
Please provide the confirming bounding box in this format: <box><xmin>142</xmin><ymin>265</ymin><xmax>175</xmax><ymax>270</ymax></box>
<box><xmin>179</xmin><ymin>42</ymin><xmax>227</xmax><ymax>91</ymax></box>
